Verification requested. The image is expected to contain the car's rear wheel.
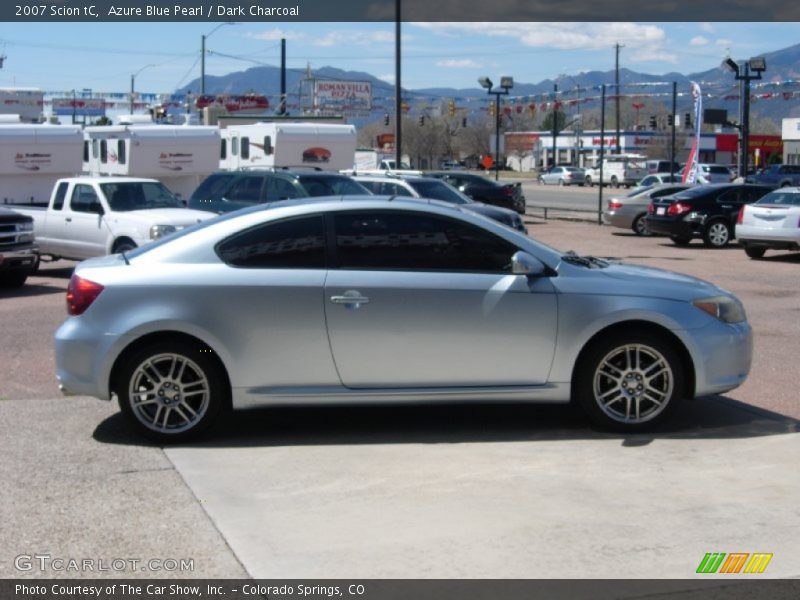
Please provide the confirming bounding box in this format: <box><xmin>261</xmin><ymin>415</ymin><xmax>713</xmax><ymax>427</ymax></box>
<box><xmin>632</xmin><ymin>214</ymin><xmax>652</xmax><ymax>236</ymax></box>
<box><xmin>744</xmin><ymin>246</ymin><xmax>766</xmax><ymax>259</ymax></box>
<box><xmin>703</xmin><ymin>220</ymin><xmax>731</xmax><ymax>248</ymax></box>
<box><xmin>670</xmin><ymin>235</ymin><xmax>692</xmax><ymax>246</ymax></box>
<box><xmin>575</xmin><ymin>332</ymin><xmax>684</xmax><ymax>432</ymax></box>
<box><xmin>115</xmin><ymin>341</ymin><xmax>226</xmax><ymax>442</ymax></box>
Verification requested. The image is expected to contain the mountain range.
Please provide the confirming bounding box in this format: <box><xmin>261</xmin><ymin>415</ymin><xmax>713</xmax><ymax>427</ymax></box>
<box><xmin>179</xmin><ymin>42</ymin><xmax>800</xmax><ymax>127</ymax></box>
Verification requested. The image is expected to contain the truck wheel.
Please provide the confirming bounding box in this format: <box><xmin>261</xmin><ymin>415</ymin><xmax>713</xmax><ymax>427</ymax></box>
<box><xmin>574</xmin><ymin>332</ymin><xmax>684</xmax><ymax>432</ymax></box>
<box><xmin>0</xmin><ymin>272</ymin><xmax>28</xmax><ymax>288</ymax></box>
<box><xmin>744</xmin><ymin>246</ymin><xmax>766</xmax><ymax>259</ymax></box>
<box><xmin>115</xmin><ymin>340</ymin><xmax>227</xmax><ymax>443</ymax></box>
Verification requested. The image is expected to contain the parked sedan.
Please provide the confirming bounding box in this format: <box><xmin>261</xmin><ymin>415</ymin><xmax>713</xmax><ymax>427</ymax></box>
<box><xmin>603</xmin><ymin>184</ymin><xmax>694</xmax><ymax>236</ymax></box>
<box><xmin>56</xmin><ymin>196</ymin><xmax>752</xmax><ymax>441</ymax></box>
<box><xmin>736</xmin><ymin>187</ymin><xmax>800</xmax><ymax>258</ymax></box>
<box><xmin>427</xmin><ymin>171</ymin><xmax>526</xmax><ymax>214</ymax></box>
<box><xmin>646</xmin><ymin>184</ymin><xmax>774</xmax><ymax>248</ymax></box>
<box><xmin>636</xmin><ymin>173</ymin><xmax>682</xmax><ymax>189</ymax></box>
<box><xmin>538</xmin><ymin>166</ymin><xmax>586</xmax><ymax>186</ymax></box>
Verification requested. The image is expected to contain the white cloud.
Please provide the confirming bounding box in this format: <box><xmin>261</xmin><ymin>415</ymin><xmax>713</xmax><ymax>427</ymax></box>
<box><xmin>716</xmin><ymin>38</ymin><xmax>733</xmax><ymax>47</ymax></box>
<box><xmin>246</xmin><ymin>29</ymin><xmax>306</xmax><ymax>42</ymax></box>
<box><xmin>700</xmin><ymin>23</ymin><xmax>716</xmax><ymax>33</ymax></box>
<box><xmin>435</xmin><ymin>59</ymin><xmax>482</xmax><ymax>68</ymax></box>
<box><xmin>690</xmin><ymin>36</ymin><xmax>709</xmax><ymax>46</ymax></box>
<box><xmin>313</xmin><ymin>31</ymin><xmax>396</xmax><ymax>47</ymax></box>
<box><xmin>377</xmin><ymin>74</ymin><xmax>395</xmax><ymax>84</ymax></box>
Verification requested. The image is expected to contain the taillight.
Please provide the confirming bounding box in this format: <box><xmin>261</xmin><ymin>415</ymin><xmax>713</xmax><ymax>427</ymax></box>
<box><xmin>608</xmin><ymin>201</ymin><xmax>623</xmax><ymax>210</ymax></box>
<box><xmin>66</xmin><ymin>275</ymin><xmax>104</xmax><ymax>316</ymax></box>
<box><xmin>667</xmin><ymin>202</ymin><xmax>692</xmax><ymax>216</ymax></box>
<box><xmin>503</xmin><ymin>186</ymin><xmax>514</xmax><ymax>197</ymax></box>
<box><xmin>647</xmin><ymin>202</ymin><xmax>655</xmax><ymax>214</ymax></box>
<box><xmin>737</xmin><ymin>206</ymin><xmax>745</xmax><ymax>225</ymax></box>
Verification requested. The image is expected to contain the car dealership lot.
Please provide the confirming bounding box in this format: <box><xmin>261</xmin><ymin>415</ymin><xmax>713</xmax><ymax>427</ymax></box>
<box><xmin>1</xmin><ymin>218</ymin><xmax>799</xmax><ymax>579</ymax></box>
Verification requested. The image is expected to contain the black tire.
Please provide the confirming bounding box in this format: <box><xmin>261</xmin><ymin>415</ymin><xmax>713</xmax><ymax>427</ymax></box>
<box><xmin>558</xmin><ymin>178</ymin><xmax>565</xmax><ymax>186</ymax></box>
<box><xmin>0</xmin><ymin>272</ymin><xmax>28</xmax><ymax>288</ymax></box>
<box><xmin>670</xmin><ymin>235</ymin><xmax>692</xmax><ymax>246</ymax></box>
<box><xmin>611</xmin><ymin>176</ymin><xmax>620</xmax><ymax>188</ymax></box>
<box><xmin>632</xmin><ymin>214</ymin><xmax>652</xmax><ymax>237</ymax></box>
<box><xmin>514</xmin><ymin>198</ymin><xmax>526</xmax><ymax>214</ymax></box>
<box><xmin>702</xmin><ymin>220</ymin><xmax>731</xmax><ymax>248</ymax></box>
<box><xmin>115</xmin><ymin>340</ymin><xmax>227</xmax><ymax>443</ymax></box>
<box><xmin>744</xmin><ymin>246</ymin><xmax>766</xmax><ymax>259</ymax></box>
<box><xmin>574</xmin><ymin>331</ymin><xmax>684</xmax><ymax>432</ymax></box>
<box><xmin>113</xmin><ymin>240</ymin><xmax>137</xmax><ymax>254</ymax></box>
<box><xmin>584</xmin><ymin>175</ymin><xmax>592</xmax><ymax>186</ymax></box>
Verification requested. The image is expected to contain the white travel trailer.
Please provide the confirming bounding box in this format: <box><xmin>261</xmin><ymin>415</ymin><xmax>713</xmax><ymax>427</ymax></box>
<box><xmin>82</xmin><ymin>125</ymin><xmax>221</xmax><ymax>198</ymax></box>
<box><xmin>0</xmin><ymin>124</ymin><xmax>83</xmax><ymax>205</ymax></box>
<box><xmin>219</xmin><ymin>122</ymin><xmax>357</xmax><ymax>171</ymax></box>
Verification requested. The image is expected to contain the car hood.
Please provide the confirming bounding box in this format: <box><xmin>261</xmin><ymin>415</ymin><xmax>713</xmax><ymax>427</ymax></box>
<box><xmin>556</xmin><ymin>260</ymin><xmax>728</xmax><ymax>302</ymax></box>
<box><xmin>107</xmin><ymin>208</ymin><xmax>217</xmax><ymax>227</ymax></box>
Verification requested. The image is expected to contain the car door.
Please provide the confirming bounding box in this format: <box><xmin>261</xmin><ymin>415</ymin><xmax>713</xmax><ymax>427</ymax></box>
<box><xmin>714</xmin><ymin>188</ymin><xmax>744</xmax><ymax>224</ymax></box>
<box><xmin>62</xmin><ymin>184</ymin><xmax>108</xmax><ymax>259</ymax></box>
<box><xmin>324</xmin><ymin>209</ymin><xmax>558</xmax><ymax>388</ymax></box>
<box><xmin>214</xmin><ymin>214</ymin><xmax>339</xmax><ymax>390</ymax></box>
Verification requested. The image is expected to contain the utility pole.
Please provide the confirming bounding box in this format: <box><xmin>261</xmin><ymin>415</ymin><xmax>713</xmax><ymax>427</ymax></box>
<box><xmin>615</xmin><ymin>43</ymin><xmax>624</xmax><ymax>154</ymax></box>
<box><xmin>394</xmin><ymin>0</ymin><xmax>402</xmax><ymax>169</ymax></box>
<box><xmin>279</xmin><ymin>38</ymin><xmax>286</xmax><ymax>115</ymax></box>
<box><xmin>670</xmin><ymin>82</ymin><xmax>677</xmax><ymax>178</ymax></box>
<box><xmin>551</xmin><ymin>83</ymin><xmax>558</xmax><ymax>169</ymax></box>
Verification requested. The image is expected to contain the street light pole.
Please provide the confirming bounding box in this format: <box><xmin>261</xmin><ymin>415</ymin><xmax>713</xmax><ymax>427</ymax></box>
<box><xmin>130</xmin><ymin>64</ymin><xmax>155</xmax><ymax>115</ymax></box>
<box><xmin>201</xmin><ymin>22</ymin><xmax>235</xmax><ymax>96</ymax></box>
<box><xmin>478</xmin><ymin>76</ymin><xmax>513</xmax><ymax>182</ymax></box>
<box><xmin>725</xmin><ymin>56</ymin><xmax>766</xmax><ymax>179</ymax></box>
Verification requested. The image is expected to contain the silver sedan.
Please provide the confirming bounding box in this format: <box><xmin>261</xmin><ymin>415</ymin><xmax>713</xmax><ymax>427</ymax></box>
<box><xmin>604</xmin><ymin>183</ymin><xmax>694</xmax><ymax>235</ymax></box>
<box><xmin>56</xmin><ymin>197</ymin><xmax>752</xmax><ymax>441</ymax></box>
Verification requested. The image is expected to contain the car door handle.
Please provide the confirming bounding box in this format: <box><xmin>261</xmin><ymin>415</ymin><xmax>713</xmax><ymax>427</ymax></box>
<box><xmin>330</xmin><ymin>291</ymin><xmax>370</xmax><ymax>306</ymax></box>
<box><xmin>65</xmin><ymin>217</ymin><xmax>72</xmax><ymax>222</ymax></box>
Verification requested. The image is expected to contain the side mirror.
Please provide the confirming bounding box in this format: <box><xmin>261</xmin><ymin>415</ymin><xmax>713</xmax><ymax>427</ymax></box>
<box><xmin>89</xmin><ymin>201</ymin><xmax>105</xmax><ymax>215</ymax></box>
<box><xmin>511</xmin><ymin>251</ymin><xmax>546</xmax><ymax>276</ymax></box>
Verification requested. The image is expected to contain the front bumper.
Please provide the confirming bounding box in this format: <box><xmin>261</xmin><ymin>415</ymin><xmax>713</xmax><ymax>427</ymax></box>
<box><xmin>684</xmin><ymin>318</ymin><xmax>753</xmax><ymax>397</ymax></box>
<box><xmin>0</xmin><ymin>244</ymin><xmax>39</xmax><ymax>272</ymax></box>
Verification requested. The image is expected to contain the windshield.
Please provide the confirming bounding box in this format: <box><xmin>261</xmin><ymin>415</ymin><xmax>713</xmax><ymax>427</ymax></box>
<box><xmin>755</xmin><ymin>190</ymin><xmax>800</xmax><ymax>206</ymax></box>
<box><xmin>100</xmin><ymin>182</ymin><xmax>183</xmax><ymax>211</ymax></box>
<box><xmin>407</xmin><ymin>180</ymin><xmax>472</xmax><ymax>205</ymax></box>
<box><xmin>298</xmin><ymin>176</ymin><xmax>371</xmax><ymax>197</ymax></box>
<box><xmin>190</xmin><ymin>174</ymin><xmax>237</xmax><ymax>201</ymax></box>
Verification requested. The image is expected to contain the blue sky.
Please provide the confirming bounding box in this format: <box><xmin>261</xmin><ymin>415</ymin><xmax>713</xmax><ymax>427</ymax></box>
<box><xmin>0</xmin><ymin>22</ymin><xmax>798</xmax><ymax>94</ymax></box>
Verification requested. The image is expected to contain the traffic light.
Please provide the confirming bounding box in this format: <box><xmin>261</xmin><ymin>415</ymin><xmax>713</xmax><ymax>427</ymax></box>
<box><xmin>419</xmin><ymin>115</ymin><xmax>425</xmax><ymax>126</ymax></box>
<box><xmin>448</xmin><ymin>100</ymin><xmax>456</xmax><ymax>117</ymax></box>
<box><xmin>649</xmin><ymin>115</ymin><xmax>657</xmax><ymax>130</ymax></box>
<box><xmin>684</xmin><ymin>112</ymin><xmax>692</xmax><ymax>129</ymax></box>
<box><xmin>384</xmin><ymin>113</ymin><xmax>390</xmax><ymax>126</ymax></box>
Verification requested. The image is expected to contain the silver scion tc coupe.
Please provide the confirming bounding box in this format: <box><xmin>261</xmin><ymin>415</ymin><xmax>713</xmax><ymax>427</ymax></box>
<box><xmin>55</xmin><ymin>197</ymin><xmax>753</xmax><ymax>441</ymax></box>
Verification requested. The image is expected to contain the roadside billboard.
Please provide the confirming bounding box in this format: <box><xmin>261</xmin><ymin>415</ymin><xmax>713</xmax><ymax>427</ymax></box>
<box><xmin>314</xmin><ymin>80</ymin><xmax>372</xmax><ymax>113</ymax></box>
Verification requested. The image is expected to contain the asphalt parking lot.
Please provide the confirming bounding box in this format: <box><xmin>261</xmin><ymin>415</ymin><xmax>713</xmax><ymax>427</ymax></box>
<box><xmin>2</xmin><ymin>217</ymin><xmax>799</xmax><ymax>580</ymax></box>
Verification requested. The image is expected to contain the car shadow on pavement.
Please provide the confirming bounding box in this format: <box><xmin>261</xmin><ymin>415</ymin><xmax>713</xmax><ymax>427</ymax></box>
<box><xmin>93</xmin><ymin>395</ymin><xmax>799</xmax><ymax>449</ymax></box>
<box><xmin>35</xmin><ymin>265</ymin><xmax>76</xmax><ymax>279</ymax></box>
<box><xmin>0</xmin><ymin>282</ymin><xmax>65</xmax><ymax>297</ymax></box>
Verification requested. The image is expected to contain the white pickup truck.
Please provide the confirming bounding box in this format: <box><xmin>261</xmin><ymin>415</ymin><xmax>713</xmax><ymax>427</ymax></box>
<box><xmin>9</xmin><ymin>176</ymin><xmax>215</xmax><ymax>261</ymax></box>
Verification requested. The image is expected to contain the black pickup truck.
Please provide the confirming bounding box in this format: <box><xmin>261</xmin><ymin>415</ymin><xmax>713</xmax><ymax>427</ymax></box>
<box><xmin>0</xmin><ymin>207</ymin><xmax>39</xmax><ymax>288</ymax></box>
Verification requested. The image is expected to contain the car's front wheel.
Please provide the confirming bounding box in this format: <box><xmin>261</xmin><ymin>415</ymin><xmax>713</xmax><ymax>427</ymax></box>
<box><xmin>575</xmin><ymin>332</ymin><xmax>684</xmax><ymax>432</ymax></box>
<box><xmin>115</xmin><ymin>340</ymin><xmax>227</xmax><ymax>442</ymax></box>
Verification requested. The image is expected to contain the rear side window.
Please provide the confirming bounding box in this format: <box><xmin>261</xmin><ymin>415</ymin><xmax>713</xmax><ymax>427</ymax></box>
<box><xmin>100</xmin><ymin>140</ymin><xmax>108</xmax><ymax>164</ymax></box>
<box><xmin>333</xmin><ymin>211</ymin><xmax>516</xmax><ymax>273</ymax></box>
<box><xmin>52</xmin><ymin>182</ymin><xmax>69</xmax><ymax>211</ymax></box>
<box><xmin>241</xmin><ymin>137</ymin><xmax>250</xmax><ymax>160</ymax></box>
<box><xmin>117</xmin><ymin>140</ymin><xmax>126</xmax><ymax>165</ymax></box>
<box><xmin>216</xmin><ymin>215</ymin><xmax>326</xmax><ymax>269</ymax></box>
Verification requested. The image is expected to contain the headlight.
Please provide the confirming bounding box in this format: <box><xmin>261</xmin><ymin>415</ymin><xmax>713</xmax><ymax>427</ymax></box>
<box><xmin>150</xmin><ymin>224</ymin><xmax>177</xmax><ymax>240</ymax></box>
<box><xmin>692</xmin><ymin>295</ymin><xmax>747</xmax><ymax>324</ymax></box>
<box><xmin>16</xmin><ymin>221</ymin><xmax>33</xmax><ymax>232</ymax></box>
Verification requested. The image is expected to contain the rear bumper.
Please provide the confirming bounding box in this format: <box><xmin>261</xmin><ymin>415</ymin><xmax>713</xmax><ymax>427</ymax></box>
<box><xmin>645</xmin><ymin>217</ymin><xmax>695</xmax><ymax>238</ymax></box>
<box><xmin>737</xmin><ymin>225</ymin><xmax>800</xmax><ymax>249</ymax></box>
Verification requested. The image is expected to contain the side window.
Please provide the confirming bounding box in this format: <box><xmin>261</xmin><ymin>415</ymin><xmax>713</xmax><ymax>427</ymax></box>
<box><xmin>743</xmin><ymin>187</ymin><xmax>770</xmax><ymax>203</ymax></box>
<box><xmin>231</xmin><ymin>137</ymin><xmax>239</xmax><ymax>156</ymax></box>
<box><xmin>333</xmin><ymin>211</ymin><xmax>516</xmax><ymax>273</ymax></box>
<box><xmin>100</xmin><ymin>140</ymin><xmax>108</xmax><ymax>164</ymax></box>
<box><xmin>92</xmin><ymin>139</ymin><xmax>99</xmax><ymax>159</ymax></box>
<box><xmin>117</xmin><ymin>140</ymin><xmax>126</xmax><ymax>165</ymax></box>
<box><xmin>263</xmin><ymin>136</ymin><xmax>273</xmax><ymax>155</ymax></box>
<box><xmin>51</xmin><ymin>182</ymin><xmax>69</xmax><ymax>211</ymax></box>
<box><xmin>385</xmin><ymin>183</ymin><xmax>413</xmax><ymax>196</ymax></box>
<box><xmin>716</xmin><ymin>189</ymin><xmax>741</xmax><ymax>204</ymax></box>
<box><xmin>216</xmin><ymin>215</ymin><xmax>325</xmax><ymax>269</ymax></box>
<box><xmin>241</xmin><ymin>137</ymin><xmax>250</xmax><ymax>160</ymax></box>
<box><xmin>220</xmin><ymin>139</ymin><xmax>227</xmax><ymax>160</ymax></box>
<box><xmin>225</xmin><ymin>176</ymin><xmax>265</xmax><ymax>202</ymax></box>
<box><xmin>70</xmin><ymin>185</ymin><xmax>99</xmax><ymax>213</ymax></box>
<box><xmin>265</xmin><ymin>178</ymin><xmax>302</xmax><ymax>201</ymax></box>
<box><xmin>82</xmin><ymin>141</ymin><xmax>89</xmax><ymax>163</ymax></box>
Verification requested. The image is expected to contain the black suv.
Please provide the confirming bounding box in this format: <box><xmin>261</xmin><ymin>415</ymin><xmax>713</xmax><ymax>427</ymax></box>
<box><xmin>427</xmin><ymin>172</ymin><xmax>526</xmax><ymax>214</ymax></box>
<box><xmin>646</xmin><ymin>183</ymin><xmax>774</xmax><ymax>248</ymax></box>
